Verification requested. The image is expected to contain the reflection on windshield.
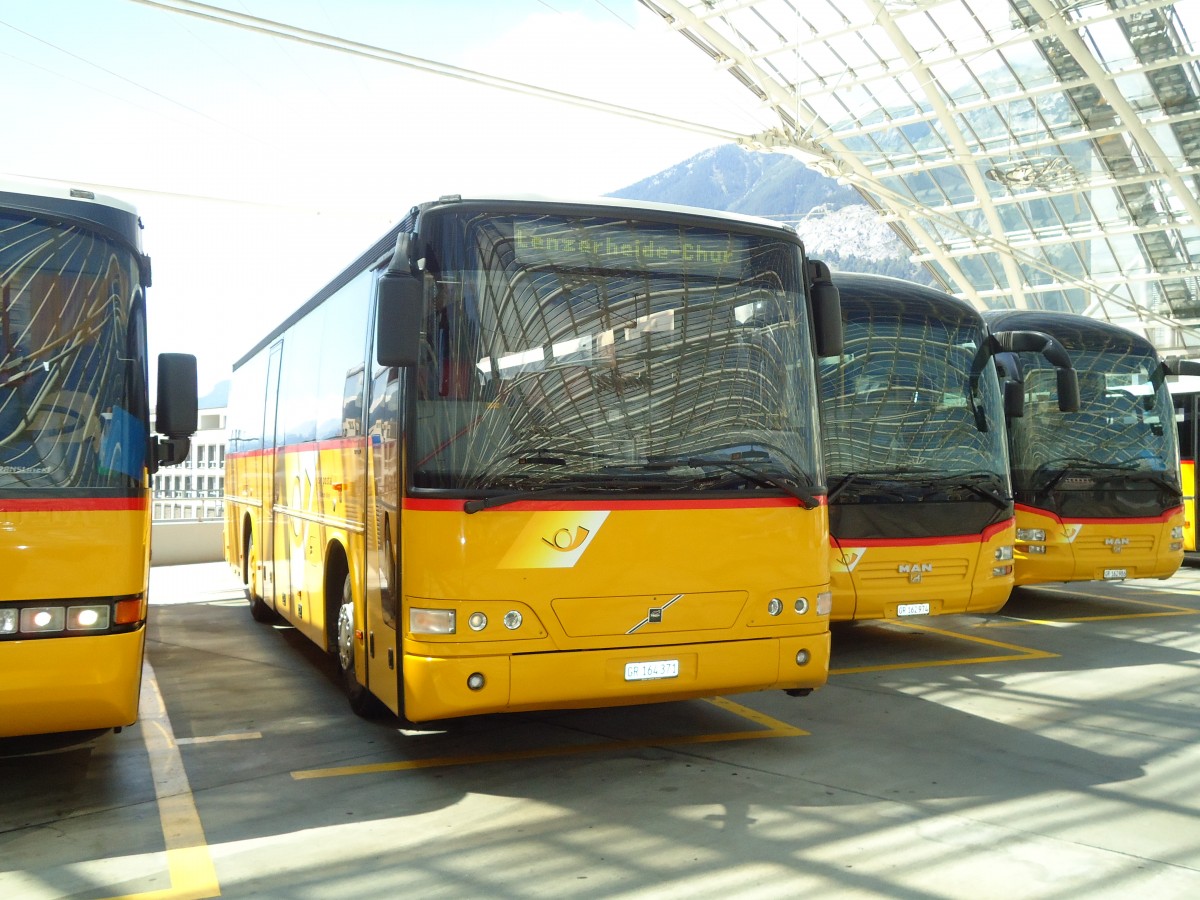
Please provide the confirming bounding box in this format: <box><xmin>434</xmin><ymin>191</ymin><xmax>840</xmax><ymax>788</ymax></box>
<box><xmin>1010</xmin><ymin>349</ymin><xmax>1178</xmax><ymax>490</ymax></box>
<box><xmin>0</xmin><ymin>214</ymin><xmax>148</xmax><ymax>493</ymax></box>
<box><xmin>411</xmin><ymin>212</ymin><xmax>820</xmax><ymax>495</ymax></box>
<box><xmin>820</xmin><ymin>308</ymin><xmax>1008</xmax><ymax>492</ymax></box>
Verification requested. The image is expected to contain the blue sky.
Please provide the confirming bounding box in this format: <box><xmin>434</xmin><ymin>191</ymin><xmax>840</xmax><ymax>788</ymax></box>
<box><xmin>2</xmin><ymin>0</ymin><xmax>770</xmax><ymax>390</ymax></box>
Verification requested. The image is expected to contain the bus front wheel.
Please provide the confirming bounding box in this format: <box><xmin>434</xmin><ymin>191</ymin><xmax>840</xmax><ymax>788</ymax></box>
<box><xmin>244</xmin><ymin>529</ymin><xmax>275</xmax><ymax>623</ymax></box>
<box><xmin>336</xmin><ymin>574</ymin><xmax>383</xmax><ymax>718</ymax></box>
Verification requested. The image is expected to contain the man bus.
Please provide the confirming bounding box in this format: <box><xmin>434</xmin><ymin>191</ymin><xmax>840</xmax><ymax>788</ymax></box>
<box><xmin>820</xmin><ymin>274</ymin><xmax>1074</xmax><ymax>621</ymax></box>
<box><xmin>1</xmin><ymin>179</ymin><xmax>197</xmax><ymax>739</ymax></box>
<box><xmin>224</xmin><ymin>194</ymin><xmax>842</xmax><ymax>723</ymax></box>
<box><xmin>984</xmin><ymin>309</ymin><xmax>1185</xmax><ymax>585</ymax></box>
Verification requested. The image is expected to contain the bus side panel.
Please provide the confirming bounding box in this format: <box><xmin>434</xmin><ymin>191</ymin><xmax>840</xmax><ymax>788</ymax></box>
<box><xmin>0</xmin><ymin>629</ymin><xmax>145</xmax><ymax>737</ymax></box>
<box><xmin>1182</xmin><ymin>459</ymin><xmax>1196</xmax><ymax>552</ymax></box>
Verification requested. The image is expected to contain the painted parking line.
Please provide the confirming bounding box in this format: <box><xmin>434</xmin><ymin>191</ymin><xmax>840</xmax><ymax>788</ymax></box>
<box><xmin>991</xmin><ymin>589</ymin><xmax>1200</xmax><ymax>627</ymax></box>
<box><xmin>175</xmin><ymin>732</ymin><xmax>262</xmax><ymax>746</ymax></box>
<box><xmin>290</xmin><ymin>696</ymin><xmax>807</xmax><ymax>780</ymax></box>
<box><xmin>830</xmin><ymin>621</ymin><xmax>1058</xmax><ymax>676</ymax></box>
<box><xmin>107</xmin><ymin>662</ymin><xmax>220</xmax><ymax>900</ymax></box>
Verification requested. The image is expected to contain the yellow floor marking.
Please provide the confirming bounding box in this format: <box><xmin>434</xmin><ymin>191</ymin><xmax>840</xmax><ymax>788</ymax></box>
<box><xmin>291</xmin><ymin>696</ymin><xmax>806</xmax><ymax>780</ymax></box>
<box><xmin>175</xmin><ymin>732</ymin><xmax>262</xmax><ymax>746</ymax></box>
<box><xmin>831</xmin><ymin>620</ymin><xmax>1058</xmax><ymax>675</ymax></box>
<box><xmin>988</xmin><ymin>588</ymin><xmax>1200</xmax><ymax>626</ymax></box>
<box><xmin>107</xmin><ymin>662</ymin><xmax>221</xmax><ymax>900</ymax></box>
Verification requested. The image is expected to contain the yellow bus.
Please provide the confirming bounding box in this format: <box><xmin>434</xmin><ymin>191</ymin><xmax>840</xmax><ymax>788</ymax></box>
<box><xmin>1167</xmin><ymin>370</ymin><xmax>1200</xmax><ymax>554</ymax></box>
<box><xmin>820</xmin><ymin>275</ymin><xmax>1075</xmax><ymax>621</ymax></box>
<box><xmin>984</xmin><ymin>309</ymin><xmax>1185</xmax><ymax>586</ymax></box>
<box><xmin>1</xmin><ymin>179</ymin><xmax>197</xmax><ymax>739</ymax></box>
<box><xmin>224</xmin><ymin>195</ymin><xmax>843</xmax><ymax>723</ymax></box>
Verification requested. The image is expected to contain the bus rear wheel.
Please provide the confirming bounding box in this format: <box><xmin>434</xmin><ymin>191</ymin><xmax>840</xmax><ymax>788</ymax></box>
<box><xmin>335</xmin><ymin>574</ymin><xmax>384</xmax><ymax>718</ymax></box>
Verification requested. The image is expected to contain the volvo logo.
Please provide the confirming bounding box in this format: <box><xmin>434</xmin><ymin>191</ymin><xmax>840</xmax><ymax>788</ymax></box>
<box><xmin>627</xmin><ymin>594</ymin><xmax>684</xmax><ymax>634</ymax></box>
<box><xmin>1105</xmin><ymin>537</ymin><xmax>1130</xmax><ymax>554</ymax></box>
<box><xmin>898</xmin><ymin>562</ymin><xmax>933</xmax><ymax>583</ymax></box>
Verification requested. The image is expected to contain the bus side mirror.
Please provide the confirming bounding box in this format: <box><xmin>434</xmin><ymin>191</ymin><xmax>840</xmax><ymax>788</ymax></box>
<box><xmin>1057</xmin><ymin>368</ymin><xmax>1080</xmax><ymax>413</ymax></box>
<box><xmin>376</xmin><ymin>271</ymin><xmax>423</xmax><ymax>367</ymax></box>
<box><xmin>1003</xmin><ymin>380</ymin><xmax>1024</xmax><ymax>419</ymax></box>
<box><xmin>155</xmin><ymin>352</ymin><xmax>198</xmax><ymax>469</ymax></box>
<box><xmin>808</xmin><ymin>261</ymin><xmax>842</xmax><ymax>357</ymax></box>
<box><xmin>1167</xmin><ymin>357</ymin><xmax>1200</xmax><ymax>377</ymax></box>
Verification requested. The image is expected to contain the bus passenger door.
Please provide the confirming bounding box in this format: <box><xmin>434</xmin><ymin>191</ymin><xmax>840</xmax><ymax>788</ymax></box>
<box><xmin>364</xmin><ymin>361</ymin><xmax>402</xmax><ymax>713</ymax></box>
<box><xmin>262</xmin><ymin>341</ymin><xmax>283</xmax><ymax>608</ymax></box>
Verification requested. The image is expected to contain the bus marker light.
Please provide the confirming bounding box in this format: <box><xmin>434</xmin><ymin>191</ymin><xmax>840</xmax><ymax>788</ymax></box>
<box><xmin>794</xmin><ymin>597</ymin><xmax>809</xmax><ymax>615</ymax></box>
<box><xmin>503</xmin><ymin>610</ymin><xmax>523</xmax><ymax>630</ymax></box>
<box><xmin>767</xmin><ymin>598</ymin><xmax>783</xmax><ymax>616</ymax></box>
<box><xmin>467</xmin><ymin>673</ymin><xmax>486</xmax><ymax>691</ymax></box>
<box><xmin>21</xmin><ymin>608</ymin><xmax>65</xmax><ymax>634</ymax></box>
<box><xmin>468</xmin><ymin>612</ymin><xmax>487</xmax><ymax>631</ymax></box>
<box><xmin>114</xmin><ymin>597</ymin><xmax>145</xmax><ymax>625</ymax></box>
<box><xmin>815</xmin><ymin>591</ymin><xmax>832</xmax><ymax>616</ymax></box>
<box><xmin>410</xmin><ymin>608</ymin><xmax>456</xmax><ymax>634</ymax></box>
<box><xmin>0</xmin><ymin>609</ymin><xmax>16</xmax><ymax>634</ymax></box>
<box><xmin>795</xmin><ymin>649</ymin><xmax>810</xmax><ymax>666</ymax></box>
<box><xmin>68</xmin><ymin>606</ymin><xmax>110</xmax><ymax>631</ymax></box>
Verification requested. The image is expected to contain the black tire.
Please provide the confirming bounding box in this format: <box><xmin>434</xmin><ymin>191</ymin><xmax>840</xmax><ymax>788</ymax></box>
<box><xmin>244</xmin><ymin>529</ymin><xmax>275</xmax><ymax>623</ymax></box>
<box><xmin>335</xmin><ymin>574</ymin><xmax>384</xmax><ymax>718</ymax></box>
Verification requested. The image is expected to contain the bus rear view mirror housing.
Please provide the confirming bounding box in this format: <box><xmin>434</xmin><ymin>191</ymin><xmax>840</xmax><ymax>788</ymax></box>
<box><xmin>807</xmin><ymin>260</ymin><xmax>843</xmax><ymax>357</ymax></box>
<box><xmin>1003</xmin><ymin>379</ymin><xmax>1024</xmax><ymax>419</ymax></box>
<box><xmin>376</xmin><ymin>231</ymin><xmax>423</xmax><ymax>368</ymax></box>
<box><xmin>155</xmin><ymin>352</ymin><xmax>198</xmax><ymax>469</ymax></box>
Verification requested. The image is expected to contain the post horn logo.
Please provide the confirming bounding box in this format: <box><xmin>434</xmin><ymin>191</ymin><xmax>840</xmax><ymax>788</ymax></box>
<box><xmin>542</xmin><ymin>525</ymin><xmax>590</xmax><ymax>552</ymax></box>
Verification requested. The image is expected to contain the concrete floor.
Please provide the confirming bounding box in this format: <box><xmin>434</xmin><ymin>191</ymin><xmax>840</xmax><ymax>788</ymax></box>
<box><xmin>2</xmin><ymin>563</ymin><xmax>1199</xmax><ymax>898</ymax></box>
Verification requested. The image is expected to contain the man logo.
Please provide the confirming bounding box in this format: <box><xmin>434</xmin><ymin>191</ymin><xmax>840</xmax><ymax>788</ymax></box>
<box><xmin>1105</xmin><ymin>536</ymin><xmax>1130</xmax><ymax>554</ymax></box>
<box><xmin>898</xmin><ymin>562</ymin><xmax>933</xmax><ymax>584</ymax></box>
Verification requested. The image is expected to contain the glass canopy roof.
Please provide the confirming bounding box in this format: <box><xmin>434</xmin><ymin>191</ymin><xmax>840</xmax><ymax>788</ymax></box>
<box><xmin>638</xmin><ymin>0</ymin><xmax>1200</xmax><ymax>355</ymax></box>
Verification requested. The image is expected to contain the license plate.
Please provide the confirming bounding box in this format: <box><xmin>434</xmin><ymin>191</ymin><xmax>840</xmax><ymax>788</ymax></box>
<box><xmin>897</xmin><ymin>602</ymin><xmax>930</xmax><ymax>616</ymax></box>
<box><xmin>624</xmin><ymin>659</ymin><xmax>679</xmax><ymax>681</ymax></box>
<box><xmin>1103</xmin><ymin>568</ymin><xmax>1127</xmax><ymax>580</ymax></box>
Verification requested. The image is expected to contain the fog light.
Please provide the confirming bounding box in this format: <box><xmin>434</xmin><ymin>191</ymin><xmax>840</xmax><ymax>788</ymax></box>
<box><xmin>68</xmin><ymin>605</ymin><xmax>110</xmax><ymax>631</ymax></box>
<box><xmin>1017</xmin><ymin>528</ymin><xmax>1046</xmax><ymax>542</ymax></box>
<box><xmin>767</xmin><ymin>598</ymin><xmax>782</xmax><ymax>616</ymax></box>
<box><xmin>467</xmin><ymin>612</ymin><xmax>487</xmax><ymax>632</ymax></box>
<box><xmin>467</xmin><ymin>672</ymin><xmax>485</xmax><ymax>691</ymax></box>
<box><xmin>815</xmin><ymin>591</ymin><xmax>832</xmax><ymax>616</ymax></box>
<box><xmin>410</xmin><ymin>607</ymin><xmax>456</xmax><ymax>634</ymax></box>
<box><xmin>795</xmin><ymin>649</ymin><xmax>810</xmax><ymax>666</ymax></box>
<box><xmin>0</xmin><ymin>608</ymin><xmax>17</xmax><ymax>634</ymax></box>
<box><xmin>503</xmin><ymin>610</ymin><xmax>523</xmax><ymax>630</ymax></box>
<box><xmin>794</xmin><ymin>597</ymin><xmax>809</xmax><ymax>615</ymax></box>
<box><xmin>992</xmin><ymin>564</ymin><xmax>1013</xmax><ymax>577</ymax></box>
<box><xmin>1171</xmin><ymin>541</ymin><xmax>1183</xmax><ymax>552</ymax></box>
<box><xmin>1027</xmin><ymin>545</ymin><xmax>1047</xmax><ymax>555</ymax></box>
<box><xmin>21</xmin><ymin>607</ymin><xmax>65</xmax><ymax>634</ymax></box>
<box><xmin>994</xmin><ymin>545</ymin><xmax>1013</xmax><ymax>561</ymax></box>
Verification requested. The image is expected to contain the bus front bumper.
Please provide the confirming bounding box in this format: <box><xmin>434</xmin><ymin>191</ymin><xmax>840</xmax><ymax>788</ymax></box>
<box><xmin>402</xmin><ymin>633</ymin><xmax>830</xmax><ymax>723</ymax></box>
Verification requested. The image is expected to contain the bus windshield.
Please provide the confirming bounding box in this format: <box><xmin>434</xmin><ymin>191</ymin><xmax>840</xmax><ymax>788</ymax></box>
<box><xmin>0</xmin><ymin>209</ymin><xmax>149</xmax><ymax>494</ymax></box>
<box><xmin>1010</xmin><ymin>344</ymin><xmax>1179</xmax><ymax>487</ymax></box>
<box><xmin>820</xmin><ymin>299</ymin><xmax>1008</xmax><ymax>491</ymax></box>
<box><xmin>410</xmin><ymin>210</ymin><xmax>821</xmax><ymax>495</ymax></box>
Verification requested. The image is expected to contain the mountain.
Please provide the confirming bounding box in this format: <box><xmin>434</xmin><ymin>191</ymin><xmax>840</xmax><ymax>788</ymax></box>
<box><xmin>607</xmin><ymin>143</ymin><xmax>935</xmax><ymax>285</ymax></box>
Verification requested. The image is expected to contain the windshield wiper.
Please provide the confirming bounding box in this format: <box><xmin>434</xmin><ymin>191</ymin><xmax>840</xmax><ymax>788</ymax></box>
<box><xmin>463</xmin><ymin>481</ymin><xmax>605</xmax><ymax>514</ymax></box>
<box><xmin>686</xmin><ymin>456</ymin><xmax>818</xmax><ymax>509</ymax></box>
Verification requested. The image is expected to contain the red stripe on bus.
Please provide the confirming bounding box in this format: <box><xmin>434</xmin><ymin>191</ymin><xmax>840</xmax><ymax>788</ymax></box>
<box><xmin>403</xmin><ymin>496</ymin><xmax>823</xmax><ymax>512</ymax></box>
<box><xmin>1014</xmin><ymin>503</ymin><xmax>1183</xmax><ymax>525</ymax></box>
<box><xmin>0</xmin><ymin>497</ymin><xmax>148</xmax><ymax>512</ymax></box>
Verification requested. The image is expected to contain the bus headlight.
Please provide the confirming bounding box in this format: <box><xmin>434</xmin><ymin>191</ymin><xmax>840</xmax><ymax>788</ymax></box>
<box><xmin>1171</xmin><ymin>526</ymin><xmax>1184</xmax><ymax>540</ymax></box>
<box><xmin>410</xmin><ymin>607</ymin><xmax>456</xmax><ymax>635</ymax></box>
<box><xmin>994</xmin><ymin>545</ymin><xmax>1014</xmax><ymax>561</ymax></box>
<box><xmin>67</xmin><ymin>605</ymin><xmax>110</xmax><ymax>631</ymax></box>
<box><xmin>1017</xmin><ymin>528</ymin><xmax>1046</xmax><ymax>542</ymax></box>
<box><xmin>21</xmin><ymin>607</ymin><xmax>65</xmax><ymax>634</ymax></box>
<box><xmin>467</xmin><ymin>612</ymin><xmax>488</xmax><ymax>632</ymax></box>
<box><xmin>767</xmin><ymin>598</ymin><xmax>783</xmax><ymax>616</ymax></box>
<box><xmin>815</xmin><ymin>591</ymin><xmax>832</xmax><ymax>616</ymax></box>
<box><xmin>0</xmin><ymin>609</ymin><xmax>16</xmax><ymax>634</ymax></box>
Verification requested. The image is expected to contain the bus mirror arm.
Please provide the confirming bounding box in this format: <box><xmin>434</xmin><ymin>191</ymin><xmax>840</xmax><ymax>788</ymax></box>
<box><xmin>991</xmin><ymin>329</ymin><xmax>1079</xmax><ymax>413</ymax></box>
<box><xmin>1164</xmin><ymin>356</ymin><xmax>1200</xmax><ymax>378</ymax></box>
<box><xmin>806</xmin><ymin>259</ymin><xmax>843</xmax><ymax>357</ymax></box>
